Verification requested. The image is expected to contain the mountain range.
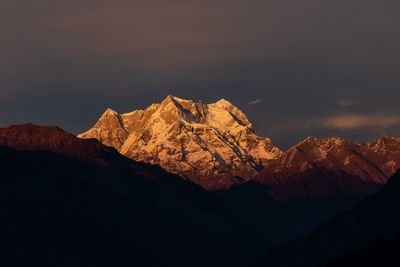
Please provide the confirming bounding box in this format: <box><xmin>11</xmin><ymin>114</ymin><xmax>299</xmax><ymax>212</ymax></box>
<box><xmin>1</xmin><ymin>96</ymin><xmax>400</xmax><ymax>266</ymax></box>
<box><xmin>79</xmin><ymin>96</ymin><xmax>400</xmax><ymax>197</ymax></box>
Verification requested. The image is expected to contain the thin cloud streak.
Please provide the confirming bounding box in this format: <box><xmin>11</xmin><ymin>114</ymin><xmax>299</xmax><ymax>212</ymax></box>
<box><xmin>247</xmin><ymin>98</ymin><xmax>262</xmax><ymax>106</ymax></box>
<box><xmin>318</xmin><ymin>114</ymin><xmax>400</xmax><ymax>130</ymax></box>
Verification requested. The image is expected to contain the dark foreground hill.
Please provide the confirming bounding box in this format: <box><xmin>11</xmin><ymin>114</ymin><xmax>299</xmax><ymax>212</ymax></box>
<box><xmin>0</xmin><ymin>124</ymin><xmax>236</xmax><ymax>267</ymax></box>
<box><xmin>256</xmin><ymin>170</ymin><xmax>400</xmax><ymax>267</ymax></box>
<box><xmin>0</xmin><ymin>123</ymin><xmax>394</xmax><ymax>267</ymax></box>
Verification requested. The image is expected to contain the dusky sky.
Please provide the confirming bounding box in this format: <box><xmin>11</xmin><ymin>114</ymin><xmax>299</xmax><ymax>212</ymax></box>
<box><xmin>1</xmin><ymin>0</ymin><xmax>399</xmax><ymax>149</ymax></box>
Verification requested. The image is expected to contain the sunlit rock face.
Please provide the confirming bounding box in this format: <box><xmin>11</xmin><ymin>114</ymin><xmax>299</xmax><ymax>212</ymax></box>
<box><xmin>79</xmin><ymin>95</ymin><xmax>282</xmax><ymax>189</ymax></box>
<box><xmin>256</xmin><ymin>136</ymin><xmax>400</xmax><ymax>186</ymax></box>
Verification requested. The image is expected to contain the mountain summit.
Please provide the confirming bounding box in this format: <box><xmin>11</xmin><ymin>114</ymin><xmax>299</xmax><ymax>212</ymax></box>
<box><xmin>79</xmin><ymin>96</ymin><xmax>282</xmax><ymax>189</ymax></box>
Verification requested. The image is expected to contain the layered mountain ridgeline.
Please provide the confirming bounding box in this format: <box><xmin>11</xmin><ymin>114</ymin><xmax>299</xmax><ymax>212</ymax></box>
<box><xmin>76</xmin><ymin>96</ymin><xmax>400</xmax><ymax>262</ymax></box>
<box><xmin>79</xmin><ymin>95</ymin><xmax>282</xmax><ymax>190</ymax></box>
<box><xmin>0</xmin><ymin>123</ymin><xmax>226</xmax><ymax>225</ymax></box>
<box><xmin>76</xmin><ymin>96</ymin><xmax>400</xmax><ymax>261</ymax></box>
<box><xmin>256</xmin><ymin>170</ymin><xmax>400</xmax><ymax>267</ymax></box>
<box><xmin>0</xmin><ymin>124</ymin><xmax>238</xmax><ymax>267</ymax></box>
<box><xmin>1</xmin><ymin>123</ymin><xmax>340</xmax><ymax>266</ymax></box>
<box><xmin>79</xmin><ymin>96</ymin><xmax>400</xmax><ymax>200</ymax></box>
<box><xmin>2</xmin><ymin>123</ymin><xmax>399</xmax><ymax>266</ymax></box>
<box><xmin>0</xmin><ymin>124</ymin><xmax>356</xmax><ymax>265</ymax></box>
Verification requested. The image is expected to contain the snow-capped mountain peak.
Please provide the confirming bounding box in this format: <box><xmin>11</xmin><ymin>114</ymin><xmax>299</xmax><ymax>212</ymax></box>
<box><xmin>78</xmin><ymin>96</ymin><xmax>282</xmax><ymax>189</ymax></box>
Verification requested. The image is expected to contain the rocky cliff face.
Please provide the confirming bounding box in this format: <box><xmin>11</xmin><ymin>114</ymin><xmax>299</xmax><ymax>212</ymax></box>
<box><xmin>79</xmin><ymin>95</ymin><xmax>282</xmax><ymax>189</ymax></box>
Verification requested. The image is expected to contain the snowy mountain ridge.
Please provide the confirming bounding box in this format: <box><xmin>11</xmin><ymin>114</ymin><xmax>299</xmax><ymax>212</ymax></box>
<box><xmin>79</xmin><ymin>95</ymin><xmax>282</xmax><ymax>189</ymax></box>
<box><xmin>79</xmin><ymin>95</ymin><xmax>400</xmax><ymax>190</ymax></box>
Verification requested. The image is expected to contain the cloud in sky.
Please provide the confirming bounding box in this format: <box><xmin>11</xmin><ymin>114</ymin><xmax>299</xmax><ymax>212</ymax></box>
<box><xmin>247</xmin><ymin>98</ymin><xmax>262</xmax><ymax>106</ymax></box>
<box><xmin>318</xmin><ymin>114</ymin><xmax>400</xmax><ymax>130</ymax></box>
<box><xmin>337</xmin><ymin>100</ymin><xmax>356</xmax><ymax>107</ymax></box>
